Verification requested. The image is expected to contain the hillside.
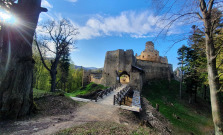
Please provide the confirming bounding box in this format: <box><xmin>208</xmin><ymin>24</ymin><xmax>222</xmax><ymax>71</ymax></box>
<box><xmin>142</xmin><ymin>80</ymin><xmax>214</xmax><ymax>134</ymax></box>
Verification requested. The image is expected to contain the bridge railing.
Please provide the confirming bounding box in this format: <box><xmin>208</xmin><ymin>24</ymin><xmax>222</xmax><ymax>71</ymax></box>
<box><xmin>113</xmin><ymin>86</ymin><xmax>131</xmax><ymax>105</ymax></box>
<box><xmin>93</xmin><ymin>84</ymin><xmax>122</xmax><ymax>102</ymax></box>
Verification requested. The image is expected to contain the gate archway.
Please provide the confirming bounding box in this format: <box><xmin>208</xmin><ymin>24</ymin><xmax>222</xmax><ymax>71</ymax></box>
<box><xmin>119</xmin><ymin>71</ymin><xmax>130</xmax><ymax>84</ymax></box>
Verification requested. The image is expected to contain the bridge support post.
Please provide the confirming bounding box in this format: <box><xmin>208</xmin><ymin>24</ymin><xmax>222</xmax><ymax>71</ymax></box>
<box><xmin>156</xmin><ymin>104</ymin><xmax>159</xmax><ymax>112</ymax></box>
<box><xmin>113</xmin><ymin>95</ymin><xmax>116</xmax><ymax>105</ymax></box>
<box><xmin>124</xmin><ymin>96</ymin><xmax>126</xmax><ymax>105</ymax></box>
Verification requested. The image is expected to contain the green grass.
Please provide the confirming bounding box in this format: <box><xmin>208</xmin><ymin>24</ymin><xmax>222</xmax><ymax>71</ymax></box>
<box><xmin>142</xmin><ymin>80</ymin><xmax>214</xmax><ymax>135</ymax></box>
<box><xmin>33</xmin><ymin>88</ymin><xmax>53</xmax><ymax>99</ymax></box>
<box><xmin>65</xmin><ymin>82</ymin><xmax>107</xmax><ymax>97</ymax></box>
<box><xmin>33</xmin><ymin>88</ymin><xmax>64</xmax><ymax>99</ymax></box>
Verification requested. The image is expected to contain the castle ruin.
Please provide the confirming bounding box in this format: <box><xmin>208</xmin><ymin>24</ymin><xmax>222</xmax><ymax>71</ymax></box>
<box><xmin>82</xmin><ymin>41</ymin><xmax>174</xmax><ymax>90</ymax></box>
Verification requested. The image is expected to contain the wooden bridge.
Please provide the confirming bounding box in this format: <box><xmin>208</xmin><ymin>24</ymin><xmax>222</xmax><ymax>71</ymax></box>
<box><xmin>70</xmin><ymin>84</ymin><xmax>141</xmax><ymax>112</ymax></box>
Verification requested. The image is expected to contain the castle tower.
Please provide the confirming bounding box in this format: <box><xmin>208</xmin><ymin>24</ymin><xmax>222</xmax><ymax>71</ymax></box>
<box><xmin>145</xmin><ymin>41</ymin><xmax>154</xmax><ymax>52</ymax></box>
<box><xmin>136</xmin><ymin>41</ymin><xmax>168</xmax><ymax>64</ymax></box>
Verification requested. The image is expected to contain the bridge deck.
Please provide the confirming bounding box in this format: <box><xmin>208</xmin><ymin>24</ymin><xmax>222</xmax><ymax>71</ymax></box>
<box><xmin>97</xmin><ymin>84</ymin><xmax>127</xmax><ymax>105</ymax></box>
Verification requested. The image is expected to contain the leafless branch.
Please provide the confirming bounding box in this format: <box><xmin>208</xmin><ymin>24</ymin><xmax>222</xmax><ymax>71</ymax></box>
<box><xmin>164</xmin><ymin>37</ymin><xmax>189</xmax><ymax>55</ymax></box>
<box><xmin>34</xmin><ymin>34</ymin><xmax>51</xmax><ymax>72</ymax></box>
<box><xmin>214</xmin><ymin>45</ymin><xmax>223</xmax><ymax>59</ymax></box>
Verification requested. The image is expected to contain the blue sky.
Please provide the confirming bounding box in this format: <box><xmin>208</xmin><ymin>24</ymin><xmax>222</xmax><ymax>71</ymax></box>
<box><xmin>39</xmin><ymin>0</ymin><xmax>192</xmax><ymax>70</ymax></box>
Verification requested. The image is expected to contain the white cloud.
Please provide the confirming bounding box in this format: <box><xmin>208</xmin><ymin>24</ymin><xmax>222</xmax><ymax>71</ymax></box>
<box><xmin>66</xmin><ymin>0</ymin><xmax>78</xmax><ymax>3</ymax></box>
<box><xmin>37</xmin><ymin>10</ymin><xmax>183</xmax><ymax>40</ymax></box>
<box><xmin>41</xmin><ymin>0</ymin><xmax>53</xmax><ymax>9</ymax></box>
<box><xmin>73</xmin><ymin>10</ymin><xmax>181</xmax><ymax>40</ymax></box>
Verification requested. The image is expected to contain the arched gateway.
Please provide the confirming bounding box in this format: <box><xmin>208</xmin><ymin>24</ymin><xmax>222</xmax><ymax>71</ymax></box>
<box><xmin>82</xmin><ymin>41</ymin><xmax>174</xmax><ymax>91</ymax></box>
<box><xmin>119</xmin><ymin>71</ymin><xmax>130</xmax><ymax>84</ymax></box>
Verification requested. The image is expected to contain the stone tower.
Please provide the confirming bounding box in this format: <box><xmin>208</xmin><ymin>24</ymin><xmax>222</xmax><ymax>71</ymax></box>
<box><xmin>145</xmin><ymin>41</ymin><xmax>155</xmax><ymax>52</ymax></box>
<box><xmin>136</xmin><ymin>41</ymin><xmax>168</xmax><ymax>64</ymax></box>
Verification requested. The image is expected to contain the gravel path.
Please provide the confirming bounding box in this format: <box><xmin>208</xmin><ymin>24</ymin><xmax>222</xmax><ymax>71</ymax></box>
<box><xmin>0</xmin><ymin>102</ymin><xmax>120</xmax><ymax>135</ymax></box>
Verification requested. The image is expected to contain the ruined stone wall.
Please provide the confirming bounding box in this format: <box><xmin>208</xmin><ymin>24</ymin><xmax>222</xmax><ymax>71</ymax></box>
<box><xmin>82</xmin><ymin>71</ymin><xmax>103</xmax><ymax>86</ymax></box>
<box><xmin>136</xmin><ymin>60</ymin><xmax>173</xmax><ymax>82</ymax></box>
<box><xmin>90</xmin><ymin>76</ymin><xmax>102</xmax><ymax>84</ymax></box>
<box><xmin>90</xmin><ymin>73</ymin><xmax>102</xmax><ymax>85</ymax></box>
<box><xmin>82</xmin><ymin>70</ymin><xmax>92</xmax><ymax>86</ymax></box>
<box><xmin>159</xmin><ymin>56</ymin><xmax>168</xmax><ymax>64</ymax></box>
<box><xmin>129</xmin><ymin>71</ymin><xmax>143</xmax><ymax>90</ymax></box>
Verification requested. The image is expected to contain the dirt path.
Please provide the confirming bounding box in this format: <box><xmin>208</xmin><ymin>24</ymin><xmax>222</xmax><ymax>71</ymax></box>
<box><xmin>0</xmin><ymin>102</ymin><xmax>121</xmax><ymax>135</ymax></box>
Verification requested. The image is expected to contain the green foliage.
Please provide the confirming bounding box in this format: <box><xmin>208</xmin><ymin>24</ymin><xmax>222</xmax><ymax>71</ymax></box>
<box><xmin>142</xmin><ymin>80</ymin><xmax>214</xmax><ymax>135</ymax></box>
<box><xmin>177</xmin><ymin>45</ymin><xmax>188</xmax><ymax>71</ymax></box>
<box><xmin>184</xmin><ymin>10</ymin><xmax>223</xmax><ymax>87</ymax></box>
<box><xmin>65</xmin><ymin>82</ymin><xmax>106</xmax><ymax>97</ymax></box>
<box><xmin>33</xmin><ymin>44</ymin><xmax>83</xmax><ymax>93</ymax></box>
<box><xmin>57</xmin><ymin>48</ymin><xmax>70</xmax><ymax>91</ymax></box>
<box><xmin>215</xmin><ymin>28</ymin><xmax>223</xmax><ymax>85</ymax></box>
<box><xmin>65</xmin><ymin>64</ymin><xmax>83</xmax><ymax>92</ymax></box>
<box><xmin>33</xmin><ymin>48</ymin><xmax>51</xmax><ymax>91</ymax></box>
<box><xmin>188</xmin><ymin>25</ymin><xmax>207</xmax><ymax>85</ymax></box>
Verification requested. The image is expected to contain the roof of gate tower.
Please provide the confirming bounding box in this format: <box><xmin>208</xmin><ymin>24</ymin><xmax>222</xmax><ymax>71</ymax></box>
<box><xmin>136</xmin><ymin>41</ymin><xmax>168</xmax><ymax>64</ymax></box>
<box><xmin>146</xmin><ymin>41</ymin><xmax>154</xmax><ymax>46</ymax></box>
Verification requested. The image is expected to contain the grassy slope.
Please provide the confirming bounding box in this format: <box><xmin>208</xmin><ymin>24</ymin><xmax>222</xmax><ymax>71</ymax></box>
<box><xmin>33</xmin><ymin>88</ymin><xmax>65</xmax><ymax>99</ymax></box>
<box><xmin>142</xmin><ymin>80</ymin><xmax>214</xmax><ymax>135</ymax></box>
<box><xmin>65</xmin><ymin>82</ymin><xmax>107</xmax><ymax>97</ymax></box>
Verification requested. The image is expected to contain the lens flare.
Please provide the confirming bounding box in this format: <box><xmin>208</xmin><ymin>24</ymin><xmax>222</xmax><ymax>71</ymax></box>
<box><xmin>0</xmin><ymin>9</ymin><xmax>17</xmax><ymax>24</ymax></box>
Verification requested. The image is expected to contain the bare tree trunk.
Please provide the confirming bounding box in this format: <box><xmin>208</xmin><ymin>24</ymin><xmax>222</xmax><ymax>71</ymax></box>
<box><xmin>50</xmin><ymin>71</ymin><xmax>57</xmax><ymax>92</ymax></box>
<box><xmin>50</xmin><ymin>59</ymin><xmax>59</xmax><ymax>92</ymax></box>
<box><xmin>0</xmin><ymin>0</ymin><xmax>46</xmax><ymax>120</ymax></box>
<box><xmin>204</xmin><ymin>18</ymin><xmax>223</xmax><ymax>134</ymax></box>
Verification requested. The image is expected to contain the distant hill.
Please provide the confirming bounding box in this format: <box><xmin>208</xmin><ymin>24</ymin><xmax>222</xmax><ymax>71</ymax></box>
<box><xmin>74</xmin><ymin>65</ymin><xmax>102</xmax><ymax>71</ymax></box>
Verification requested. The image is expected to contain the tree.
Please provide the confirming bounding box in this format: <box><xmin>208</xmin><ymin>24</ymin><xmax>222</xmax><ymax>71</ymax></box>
<box><xmin>35</xmin><ymin>19</ymin><xmax>78</xmax><ymax>92</ymax></box>
<box><xmin>151</xmin><ymin>0</ymin><xmax>223</xmax><ymax>134</ymax></box>
<box><xmin>65</xmin><ymin>64</ymin><xmax>83</xmax><ymax>92</ymax></box>
<box><xmin>0</xmin><ymin>0</ymin><xmax>46</xmax><ymax>120</ymax></box>
<box><xmin>177</xmin><ymin>45</ymin><xmax>188</xmax><ymax>99</ymax></box>
<box><xmin>57</xmin><ymin>47</ymin><xmax>70</xmax><ymax>91</ymax></box>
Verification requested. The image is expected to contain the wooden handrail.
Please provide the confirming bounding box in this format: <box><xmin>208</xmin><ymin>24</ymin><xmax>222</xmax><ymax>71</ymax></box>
<box><xmin>113</xmin><ymin>86</ymin><xmax>131</xmax><ymax>105</ymax></box>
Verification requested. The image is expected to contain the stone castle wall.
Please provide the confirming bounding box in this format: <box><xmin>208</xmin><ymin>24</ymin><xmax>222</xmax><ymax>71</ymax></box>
<box><xmin>82</xmin><ymin>41</ymin><xmax>174</xmax><ymax>91</ymax></box>
<box><xmin>136</xmin><ymin>60</ymin><xmax>173</xmax><ymax>82</ymax></box>
<box><xmin>82</xmin><ymin>70</ymin><xmax>91</xmax><ymax>86</ymax></box>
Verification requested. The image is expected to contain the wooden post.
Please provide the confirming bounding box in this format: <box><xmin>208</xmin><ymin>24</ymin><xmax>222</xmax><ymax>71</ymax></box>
<box><xmin>124</xmin><ymin>96</ymin><xmax>125</xmax><ymax>105</ymax></box>
<box><xmin>156</xmin><ymin>104</ymin><xmax>159</xmax><ymax>112</ymax></box>
<box><xmin>113</xmin><ymin>95</ymin><xmax>116</xmax><ymax>105</ymax></box>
